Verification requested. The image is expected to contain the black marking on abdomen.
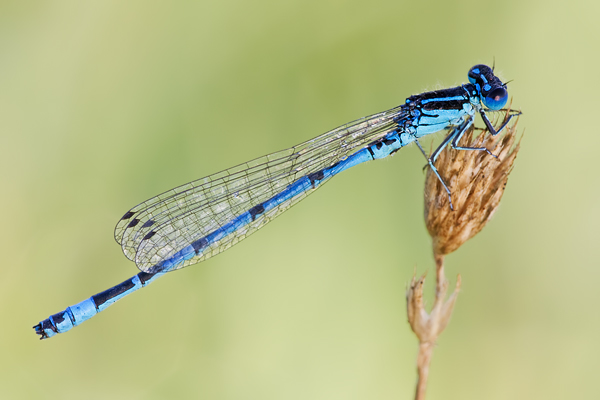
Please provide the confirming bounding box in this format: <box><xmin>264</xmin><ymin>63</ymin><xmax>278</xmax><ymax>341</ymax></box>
<box><xmin>40</xmin><ymin>318</ymin><xmax>59</xmax><ymax>334</ymax></box>
<box><xmin>50</xmin><ymin>312</ymin><xmax>66</xmax><ymax>325</ymax></box>
<box><xmin>121</xmin><ymin>211</ymin><xmax>135</xmax><ymax>220</ymax></box>
<box><xmin>92</xmin><ymin>278</ymin><xmax>136</xmax><ymax>308</ymax></box>
<box><xmin>143</xmin><ymin>231</ymin><xmax>157</xmax><ymax>240</ymax></box>
<box><xmin>249</xmin><ymin>204</ymin><xmax>265</xmax><ymax>221</ymax></box>
<box><xmin>192</xmin><ymin>237</ymin><xmax>209</xmax><ymax>255</ymax></box>
<box><xmin>127</xmin><ymin>218</ymin><xmax>140</xmax><ymax>228</ymax></box>
<box><xmin>367</xmin><ymin>147</ymin><xmax>375</xmax><ymax>159</ymax></box>
<box><xmin>137</xmin><ymin>272</ymin><xmax>156</xmax><ymax>284</ymax></box>
<box><xmin>370</xmin><ymin>137</ymin><xmax>397</xmax><ymax>156</ymax></box>
<box><xmin>308</xmin><ymin>170</ymin><xmax>325</xmax><ymax>188</ymax></box>
<box><xmin>142</xmin><ymin>220</ymin><xmax>155</xmax><ymax>228</ymax></box>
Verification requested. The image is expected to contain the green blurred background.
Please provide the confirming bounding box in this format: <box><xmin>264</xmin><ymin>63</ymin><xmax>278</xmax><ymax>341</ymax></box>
<box><xmin>2</xmin><ymin>1</ymin><xmax>599</xmax><ymax>399</ymax></box>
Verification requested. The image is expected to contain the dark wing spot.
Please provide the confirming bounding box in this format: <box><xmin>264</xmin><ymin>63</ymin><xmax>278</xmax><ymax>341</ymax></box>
<box><xmin>143</xmin><ymin>231</ymin><xmax>157</xmax><ymax>240</ymax></box>
<box><xmin>127</xmin><ymin>218</ymin><xmax>140</xmax><ymax>228</ymax></box>
<box><xmin>142</xmin><ymin>220</ymin><xmax>155</xmax><ymax>228</ymax></box>
<box><xmin>121</xmin><ymin>211</ymin><xmax>135</xmax><ymax>220</ymax></box>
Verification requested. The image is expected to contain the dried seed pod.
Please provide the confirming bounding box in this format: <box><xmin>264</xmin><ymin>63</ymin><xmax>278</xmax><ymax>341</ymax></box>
<box><xmin>424</xmin><ymin>113</ymin><xmax>521</xmax><ymax>256</ymax></box>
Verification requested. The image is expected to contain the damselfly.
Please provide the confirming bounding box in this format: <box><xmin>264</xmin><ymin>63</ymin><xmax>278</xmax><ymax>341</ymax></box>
<box><xmin>34</xmin><ymin>64</ymin><xmax>519</xmax><ymax>339</ymax></box>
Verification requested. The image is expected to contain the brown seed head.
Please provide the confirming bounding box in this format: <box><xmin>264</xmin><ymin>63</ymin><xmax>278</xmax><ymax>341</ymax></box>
<box><xmin>424</xmin><ymin>111</ymin><xmax>521</xmax><ymax>257</ymax></box>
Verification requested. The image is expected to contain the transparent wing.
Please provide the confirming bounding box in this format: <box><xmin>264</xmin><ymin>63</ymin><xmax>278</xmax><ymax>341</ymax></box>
<box><xmin>115</xmin><ymin>105</ymin><xmax>406</xmax><ymax>272</ymax></box>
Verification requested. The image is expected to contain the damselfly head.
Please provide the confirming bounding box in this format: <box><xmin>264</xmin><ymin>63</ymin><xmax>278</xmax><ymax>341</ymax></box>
<box><xmin>468</xmin><ymin>64</ymin><xmax>508</xmax><ymax>111</ymax></box>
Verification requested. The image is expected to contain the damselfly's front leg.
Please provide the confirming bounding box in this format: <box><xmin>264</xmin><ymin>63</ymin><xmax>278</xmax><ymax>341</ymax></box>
<box><xmin>453</xmin><ymin>108</ymin><xmax>521</xmax><ymax>155</ymax></box>
<box><xmin>478</xmin><ymin>107</ymin><xmax>521</xmax><ymax>136</ymax></box>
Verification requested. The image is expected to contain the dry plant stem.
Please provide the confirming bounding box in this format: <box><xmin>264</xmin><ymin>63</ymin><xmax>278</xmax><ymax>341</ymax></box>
<box><xmin>434</xmin><ymin>254</ymin><xmax>446</xmax><ymax>305</ymax></box>
<box><xmin>411</xmin><ymin>255</ymin><xmax>461</xmax><ymax>400</ymax></box>
<box><xmin>415</xmin><ymin>341</ymin><xmax>434</xmax><ymax>400</ymax></box>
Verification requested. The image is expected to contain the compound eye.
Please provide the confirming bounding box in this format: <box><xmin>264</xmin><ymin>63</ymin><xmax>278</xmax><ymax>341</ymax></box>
<box><xmin>484</xmin><ymin>87</ymin><xmax>508</xmax><ymax>110</ymax></box>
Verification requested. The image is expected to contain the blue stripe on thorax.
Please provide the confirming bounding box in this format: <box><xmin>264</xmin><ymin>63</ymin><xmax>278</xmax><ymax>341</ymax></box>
<box><xmin>420</xmin><ymin>95</ymin><xmax>466</xmax><ymax>104</ymax></box>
